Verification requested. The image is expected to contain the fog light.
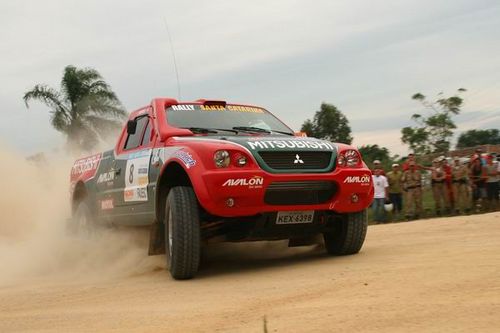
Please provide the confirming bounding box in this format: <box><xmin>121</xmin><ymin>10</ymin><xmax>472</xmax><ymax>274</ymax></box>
<box><xmin>226</xmin><ymin>198</ymin><xmax>235</xmax><ymax>207</ymax></box>
<box><xmin>236</xmin><ymin>155</ymin><xmax>247</xmax><ymax>167</ymax></box>
<box><xmin>351</xmin><ymin>194</ymin><xmax>359</xmax><ymax>203</ymax></box>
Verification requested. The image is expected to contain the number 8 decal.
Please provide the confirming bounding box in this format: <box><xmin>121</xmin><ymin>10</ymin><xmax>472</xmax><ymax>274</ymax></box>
<box><xmin>129</xmin><ymin>164</ymin><xmax>134</xmax><ymax>184</ymax></box>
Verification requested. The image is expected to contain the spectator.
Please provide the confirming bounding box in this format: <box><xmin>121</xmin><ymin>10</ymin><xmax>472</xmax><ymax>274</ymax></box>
<box><xmin>472</xmin><ymin>148</ymin><xmax>489</xmax><ymax>166</ymax></box>
<box><xmin>451</xmin><ymin>157</ymin><xmax>470</xmax><ymax>214</ymax></box>
<box><xmin>386</xmin><ymin>163</ymin><xmax>403</xmax><ymax>220</ymax></box>
<box><xmin>469</xmin><ymin>157</ymin><xmax>487</xmax><ymax>212</ymax></box>
<box><xmin>484</xmin><ymin>155</ymin><xmax>499</xmax><ymax>211</ymax></box>
<box><xmin>402</xmin><ymin>153</ymin><xmax>416</xmax><ymax>171</ymax></box>
<box><xmin>402</xmin><ymin>153</ymin><xmax>432</xmax><ymax>171</ymax></box>
<box><xmin>431</xmin><ymin>159</ymin><xmax>449</xmax><ymax>216</ymax></box>
<box><xmin>441</xmin><ymin>157</ymin><xmax>454</xmax><ymax>212</ymax></box>
<box><xmin>372</xmin><ymin>159</ymin><xmax>386</xmax><ymax>175</ymax></box>
<box><xmin>402</xmin><ymin>161</ymin><xmax>423</xmax><ymax>220</ymax></box>
<box><xmin>371</xmin><ymin>168</ymin><xmax>389</xmax><ymax>223</ymax></box>
<box><xmin>497</xmin><ymin>158</ymin><xmax>500</xmax><ymax>200</ymax></box>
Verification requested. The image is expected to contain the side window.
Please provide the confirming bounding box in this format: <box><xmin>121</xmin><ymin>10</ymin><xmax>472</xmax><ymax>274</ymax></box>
<box><xmin>141</xmin><ymin>120</ymin><xmax>152</xmax><ymax>146</ymax></box>
<box><xmin>124</xmin><ymin>116</ymin><xmax>148</xmax><ymax>150</ymax></box>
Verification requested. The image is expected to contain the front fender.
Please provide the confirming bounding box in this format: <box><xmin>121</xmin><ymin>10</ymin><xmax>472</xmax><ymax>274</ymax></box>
<box><xmin>155</xmin><ymin>147</ymin><xmax>213</xmax><ymax>215</ymax></box>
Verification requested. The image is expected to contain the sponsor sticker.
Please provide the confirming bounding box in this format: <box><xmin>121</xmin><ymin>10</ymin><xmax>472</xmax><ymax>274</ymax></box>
<box><xmin>222</xmin><ymin>176</ymin><xmax>263</xmax><ymax>189</ymax></box>
<box><xmin>123</xmin><ymin>188</ymin><xmax>148</xmax><ymax>201</ymax></box>
<box><xmin>124</xmin><ymin>189</ymin><xmax>134</xmax><ymax>201</ymax></box>
<box><xmin>124</xmin><ymin>150</ymin><xmax>151</xmax><ymax>202</ymax></box>
<box><xmin>169</xmin><ymin>104</ymin><xmax>264</xmax><ymax>113</ymax></box>
<box><xmin>100</xmin><ymin>199</ymin><xmax>114</xmax><ymax>210</ymax></box>
<box><xmin>171</xmin><ymin>104</ymin><xmax>195</xmax><ymax>111</ymax></box>
<box><xmin>173</xmin><ymin>150</ymin><xmax>196</xmax><ymax>169</ymax></box>
<box><xmin>138</xmin><ymin>175</ymin><xmax>148</xmax><ymax>186</ymax></box>
<box><xmin>96</xmin><ymin>171</ymin><xmax>115</xmax><ymax>184</ymax></box>
<box><xmin>247</xmin><ymin>139</ymin><xmax>334</xmax><ymax>150</ymax></box>
<box><xmin>151</xmin><ymin>147</ymin><xmax>190</xmax><ymax>167</ymax></box>
<box><xmin>343</xmin><ymin>174</ymin><xmax>371</xmax><ymax>186</ymax></box>
<box><xmin>127</xmin><ymin>149</ymin><xmax>151</xmax><ymax>159</ymax></box>
<box><xmin>226</xmin><ymin>105</ymin><xmax>264</xmax><ymax>113</ymax></box>
<box><xmin>200</xmin><ymin>105</ymin><xmax>225</xmax><ymax>111</ymax></box>
<box><xmin>71</xmin><ymin>153</ymin><xmax>102</xmax><ymax>182</ymax></box>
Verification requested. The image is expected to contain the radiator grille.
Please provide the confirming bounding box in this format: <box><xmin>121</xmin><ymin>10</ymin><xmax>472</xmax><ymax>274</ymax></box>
<box><xmin>258</xmin><ymin>151</ymin><xmax>332</xmax><ymax>171</ymax></box>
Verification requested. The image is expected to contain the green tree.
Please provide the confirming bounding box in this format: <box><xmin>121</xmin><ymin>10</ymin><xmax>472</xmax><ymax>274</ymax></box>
<box><xmin>358</xmin><ymin>144</ymin><xmax>390</xmax><ymax>163</ymax></box>
<box><xmin>24</xmin><ymin>65</ymin><xmax>127</xmax><ymax>151</ymax></box>
<box><xmin>456</xmin><ymin>129</ymin><xmax>500</xmax><ymax>148</ymax></box>
<box><xmin>401</xmin><ymin>88</ymin><xmax>466</xmax><ymax>154</ymax></box>
<box><xmin>300</xmin><ymin>103</ymin><xmax>352</xmax><ymax>144</ymax></box>
<box><xmin>358</xmin><ymin>144</ymin><xmax>399</xmax><ymax>170</ymax></box>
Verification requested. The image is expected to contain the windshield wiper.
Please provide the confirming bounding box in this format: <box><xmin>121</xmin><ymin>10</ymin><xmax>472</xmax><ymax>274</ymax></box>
<box><xmin>184</xmin><ymin>127</ymin><xmax>238</xmax><ymax>134</ymax></box>
<box><xmin>269</xmin><ymin>129</ymin><xmax>294</xmax><ymax>136</ymax></box>
<box><xmin>232</xmin><ymin>126</ymin><xmax>294</xmax><ymax>136</ymax></box>
<box><xmin>185</xmin><ymin>127</ymin><xmax>218</xmax><ymax>134</ymax></box>
<box><xmin>232</xmin><ymin>126</ymin><xmax>271</xmax><ymax>134</ymax></box>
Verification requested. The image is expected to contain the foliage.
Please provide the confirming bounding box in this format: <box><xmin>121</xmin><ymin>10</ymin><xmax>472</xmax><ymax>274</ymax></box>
<box><xmin>401</xmin><ymin>88</ymin><xmax>466</xmax><ymax>154</ymax></box>
<box><xmin>358</xmin><ymin>144</ymin><xmax>389</xmax><ymax>164</ymax></box>
<box><xmin>300</xmin><ymin>103</ymin><xmax>352</xmax><ymax>144</ymax></box>
<box><xmin>24</xmin><ymin>65</ymin><xmax>127</xmax><ymax>151</ymax></box>
<box><xmin>358</xmin><ymin>144</ymin><xmax>399</xmax><ymax>170</ymax></box>
<box><xmin>456</xmin><ymin>129</ymin><xmax>500</xmax><ymax>149</ymax></box>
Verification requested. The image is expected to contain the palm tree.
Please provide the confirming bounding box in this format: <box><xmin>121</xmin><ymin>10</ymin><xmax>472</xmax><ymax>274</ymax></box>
<box><xmin>24</xmin><ymin>65</ymin><xmax>127</xmax><ymax>150</ymax></box>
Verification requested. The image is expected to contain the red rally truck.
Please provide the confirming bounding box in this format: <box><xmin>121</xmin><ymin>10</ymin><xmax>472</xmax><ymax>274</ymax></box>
<box><xmin>70</xmin><ymin>98</ymin><xmax>374</xmax><ymax>279</ymax></box>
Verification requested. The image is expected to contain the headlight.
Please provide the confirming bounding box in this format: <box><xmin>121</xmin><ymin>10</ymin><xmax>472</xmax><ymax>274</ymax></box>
<box><xmin>214</xmin><ymin>150</ymin><xmax>230</xmax><ymax>168</ymax></box>
<box><xmin>338</xmin><ymin>149</ymin><xmax>360</xmax><ymax>167</ymax></box>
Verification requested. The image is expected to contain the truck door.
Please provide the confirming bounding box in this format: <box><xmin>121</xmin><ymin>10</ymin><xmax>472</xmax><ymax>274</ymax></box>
<box><xmin>94</xmin><ymin>150</ymin><xmax>119</xmax><ymax>221</ymax></box>
<box><xmin>111</xmin><ymin>110</ymin><xmax>156</xmax><ymax>226</ymax></box>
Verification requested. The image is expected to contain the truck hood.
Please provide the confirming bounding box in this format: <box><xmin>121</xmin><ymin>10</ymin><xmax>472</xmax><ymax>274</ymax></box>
<box><xmin>174</xmin><ymin>135</ymin><xmax>337</xmax><ymax>152</ymax></box>
<box><xmin>173</xmin><ymin>135</ymin><xmax>338</xmax><ymax>173</ymax></box>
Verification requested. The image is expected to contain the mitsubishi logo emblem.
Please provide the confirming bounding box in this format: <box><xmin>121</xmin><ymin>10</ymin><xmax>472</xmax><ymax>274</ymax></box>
<box><xmin>294</xmin><ymin>154</ymin><xmax>304</xmax><ymax>164</ymax></box>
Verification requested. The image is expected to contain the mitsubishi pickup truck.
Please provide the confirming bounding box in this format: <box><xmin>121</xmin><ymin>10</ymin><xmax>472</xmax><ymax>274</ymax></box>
<box><xmin>70</xmin><ymin>98</ymin><xmax>374</xmax><ymax>279</ymax></box>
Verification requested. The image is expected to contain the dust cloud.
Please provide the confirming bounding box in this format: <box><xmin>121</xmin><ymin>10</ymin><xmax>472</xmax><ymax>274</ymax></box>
<box><xmin>0</xmin><ymin>144</ymin><xmax>162</xmax><ymax>286</ymax></box>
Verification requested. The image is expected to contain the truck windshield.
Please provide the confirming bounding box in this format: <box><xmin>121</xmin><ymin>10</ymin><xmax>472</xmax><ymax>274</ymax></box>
<box><xmin>166</xmin><ymin>104</ymin><xmax>294</xmax><ymax>135</ymax></box>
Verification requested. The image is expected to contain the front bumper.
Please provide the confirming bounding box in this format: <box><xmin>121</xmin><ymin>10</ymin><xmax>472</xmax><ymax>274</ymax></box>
<box><xmin>195</xmin><ymin>168</ymin><xmax>373</xmax><ymax>217</ymax></box>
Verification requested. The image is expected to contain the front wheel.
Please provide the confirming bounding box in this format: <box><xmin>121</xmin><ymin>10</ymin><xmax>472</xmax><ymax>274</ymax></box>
<box><xmin>164</xmin><ymin>186</ymin><xmax>201</xmax><ymax>280</ymax></box>
<box><xmin>323</xmin><ymin>210</ymin><xmax>368</xmax><ymax>255</ymax></box>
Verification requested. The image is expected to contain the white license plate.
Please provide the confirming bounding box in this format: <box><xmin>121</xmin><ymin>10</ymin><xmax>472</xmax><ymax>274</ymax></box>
<box><xmin>276</xmin><ymin>211</ymin><xmax>314</xmax><ymax>224</ymax></box>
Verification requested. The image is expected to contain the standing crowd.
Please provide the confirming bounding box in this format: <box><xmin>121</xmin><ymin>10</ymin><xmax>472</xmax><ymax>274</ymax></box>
<box><xmin>371</xmin><ymin>149</ymin><xmax>500</xmax><ymax>223</ymax></box>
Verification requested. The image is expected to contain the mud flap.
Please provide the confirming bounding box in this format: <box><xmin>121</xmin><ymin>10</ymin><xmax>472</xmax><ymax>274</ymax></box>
<box><xmin>148</xmin><ymin>220</ymin><xmax>166</xmax><ymax>255</ymax></box>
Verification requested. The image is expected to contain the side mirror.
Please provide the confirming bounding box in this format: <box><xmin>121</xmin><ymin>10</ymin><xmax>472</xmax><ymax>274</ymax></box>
<box><xmin>127</xmin><ymin>120</ymin><xmax>137</xmax><ymax>135</ymax></box>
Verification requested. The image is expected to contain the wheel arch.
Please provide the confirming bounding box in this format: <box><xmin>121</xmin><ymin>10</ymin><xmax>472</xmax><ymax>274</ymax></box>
<box><xmin>155</xmin><ymin>161</ymin><xmax>194</xmax><ymax>225</ymax></box>
<box><xmin>149</xmin><ymin>161</ymin><xmax>196</xmax><ymax>256</ymax></box>
<box><xmin>72</xmin><ymin>181</ymin><xmax>88</xmax><ymax>215</ymax></box>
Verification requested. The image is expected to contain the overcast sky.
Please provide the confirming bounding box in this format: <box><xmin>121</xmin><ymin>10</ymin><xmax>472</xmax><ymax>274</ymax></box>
<box><xmin>1</xmin><ymin>0</ymin><xmax>499</xmax><ymax>156</ymax></box>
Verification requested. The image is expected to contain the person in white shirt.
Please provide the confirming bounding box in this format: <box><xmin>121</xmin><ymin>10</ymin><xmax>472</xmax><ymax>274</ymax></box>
<box><xmin>372</xmin><ymin>168</ymin><xmax>389</xmax><ymax>223</ymax></box>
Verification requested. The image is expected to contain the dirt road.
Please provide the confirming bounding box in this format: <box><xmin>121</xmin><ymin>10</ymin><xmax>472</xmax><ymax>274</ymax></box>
<box><xmin>1</xmin><ymin>213</ymin><xmax>499</xmax><ymax>332</ymax></box>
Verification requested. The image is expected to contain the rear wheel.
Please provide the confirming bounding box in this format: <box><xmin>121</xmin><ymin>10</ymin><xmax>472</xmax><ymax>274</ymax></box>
<box><xmin>71</xmin><ymin>200</ymin><xmax>98</xmax><ymax>237</ymax></box>
<box><xmin>164</xmin><ymin>186</ymin><xmax>201</xmax><ymax>280</ymax></box>
<box><xmin>323</xmin><ymin>210</ymin><xmax>367</xmax><ymax>255</ymax></box>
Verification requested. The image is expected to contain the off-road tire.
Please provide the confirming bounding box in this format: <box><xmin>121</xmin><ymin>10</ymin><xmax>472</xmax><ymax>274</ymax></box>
<box><xmin>323</xmin><ymin>210</ymin><xmax>367</xmax><ymax>255</ymax></box>
<box><xmin>165</xmin><ymin>186</ymin><xmax>201</xmax><ymax>280</ymax></box>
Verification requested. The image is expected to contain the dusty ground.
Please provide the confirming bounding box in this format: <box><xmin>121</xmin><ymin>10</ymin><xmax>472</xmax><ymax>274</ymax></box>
<box><xmin>1</xmin><ymin>212</ymin><xmax>499</xmax><ymax>333</ymax></box>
